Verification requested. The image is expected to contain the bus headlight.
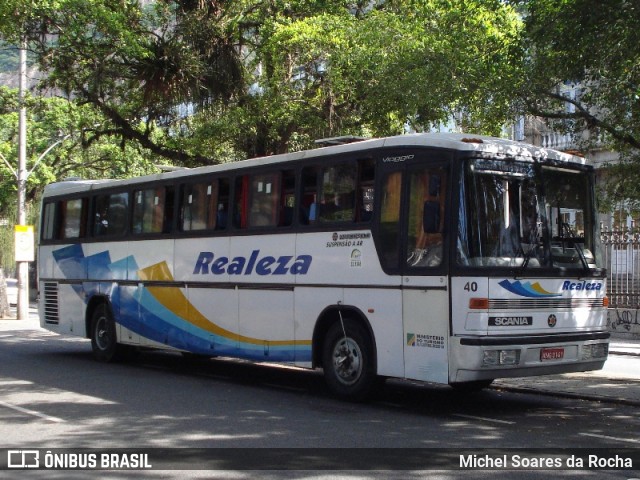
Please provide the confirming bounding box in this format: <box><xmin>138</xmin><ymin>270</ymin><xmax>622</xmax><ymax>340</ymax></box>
<box><xmin>483</xmin><ymin>349</ymin><xmax>520</xmax><ymax>367</ymax></box>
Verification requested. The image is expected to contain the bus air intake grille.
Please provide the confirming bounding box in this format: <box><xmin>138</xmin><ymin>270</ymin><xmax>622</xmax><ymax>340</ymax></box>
<box><xmin>489</xmin><ymin>298</ymin><xmax>604</xmax><ymax>310</ymax></box>
<box><xmin>43</xmin><ymin>282</ymin><xmax>59</xmax><ymax>324</ymax></box>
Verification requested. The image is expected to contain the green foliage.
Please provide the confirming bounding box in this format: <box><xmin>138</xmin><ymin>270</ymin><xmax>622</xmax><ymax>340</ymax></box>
<box><xmin>0</xmin><ymin>0</ymin><xmax>524</xmax><ymax>165</ymax></box>
<box><xmin>0</xmin><ymin>41</ymin><xmax>19</xmax><ymax>73</ymax></box>
<box><xmin>0</xmin><ymin>86</ymin><xmax>161</xmax><ymax>271</ymax></box>
<box><xmin>208</xmin><ymin>0</ymin><xmax>523</xmax><ymax>155</ymax></box>
<box><xmin>516</xmin><ymin>0</ymin><xmax>640</xmax><ymax>208</ymax></box>
<box><xmin>0</xmin><ymin>87</ymin><xmax>161</xmax><ymax>212</ymax></box>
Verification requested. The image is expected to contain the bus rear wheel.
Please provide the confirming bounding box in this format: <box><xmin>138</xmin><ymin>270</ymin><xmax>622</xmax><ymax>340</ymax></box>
<box><xmin>322</xmin><ymin>318</ymin><xmax>376</xmax><ymax>401</ymax></box>
<box><xmin>90</xmin><ymin>303</ymin><xmax>122</xmax><ymax>362</ymax></box>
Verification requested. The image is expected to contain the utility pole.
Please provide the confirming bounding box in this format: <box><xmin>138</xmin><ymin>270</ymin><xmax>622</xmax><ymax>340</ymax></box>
<box><xmin>16</xmin><ymin>37</ymin><xmax>29</xmax><ymax>321</ymax></box>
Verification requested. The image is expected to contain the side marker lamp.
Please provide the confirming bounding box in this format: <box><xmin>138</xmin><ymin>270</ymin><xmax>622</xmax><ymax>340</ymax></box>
<box><xmin>469</xmin><ymin>298</ymin><xmax>489</xmax><ymax>309</ymax></box>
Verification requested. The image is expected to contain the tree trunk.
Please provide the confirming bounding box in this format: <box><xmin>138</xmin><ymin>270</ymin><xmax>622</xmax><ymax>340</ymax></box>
<box><xmin>0</xmin><ymin>268</ymin><xmax>12</xmax><ymax>318</ymax></box>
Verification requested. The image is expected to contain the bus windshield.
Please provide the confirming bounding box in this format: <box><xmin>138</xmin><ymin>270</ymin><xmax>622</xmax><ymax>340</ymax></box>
<box><xmin>457</xmin><ymin>158</ymin><xmax>601</xmax><ymax>270</ymax></box>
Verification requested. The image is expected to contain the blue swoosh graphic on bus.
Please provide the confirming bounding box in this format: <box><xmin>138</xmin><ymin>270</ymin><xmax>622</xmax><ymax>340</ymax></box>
<box><xmin>51</xmin><ymin>246</ymin><xmax>311</xmax><ymax>362</ymax></box>
<box><xmin>498</xmin><ymin>279</ymin><xmax>562</xmax><ymax>298</ymax></box>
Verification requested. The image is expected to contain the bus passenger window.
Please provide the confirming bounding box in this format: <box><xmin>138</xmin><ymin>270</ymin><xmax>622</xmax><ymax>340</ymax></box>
<box><xmin>59</xmin><ymin>198</ymin><xmax>87</xmax><ymax>239</ymax></box>
<box><xmin>42</xmin><ymin>202</ymin><xmax>57</xmax><ymax>240</ymax></box>
<box><xmin>379</xmin><ymin>172</ymin><xmax>402</xmax><ymax>270</ymax></box>
<box><xmin>181</xmin><ymin>181</ymin><xmax>217</xmax><ymax>231</ymax></box>
<box><xmin>133</xmin><ymin>187</ymin><xmax>167</xmax><ymax>234</ymax></box>
<box><xmin>94</xmin><ymin>192</ymin><xmax>129</xmax><ymax>237</ymax></box>
<box><xmin>318</xmin><ymin>163</ymin><xmax>356</xmax><ymax>223</ymax></box>
<box><xmin>300</xmin><ymin>167</ymin><xmax>319</xmax><ymax>225</ymax></box>
<box><xmin>248</xmin><ymin>173</ymin><xmax>280</xmax><ymax>228</ymax></box>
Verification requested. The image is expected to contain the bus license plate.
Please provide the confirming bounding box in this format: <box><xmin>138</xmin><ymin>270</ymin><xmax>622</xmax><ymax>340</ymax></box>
<box><xmin>540</xmin><ymin>348</ymin><xmax>564</xmax><ymax>361</ymax></box>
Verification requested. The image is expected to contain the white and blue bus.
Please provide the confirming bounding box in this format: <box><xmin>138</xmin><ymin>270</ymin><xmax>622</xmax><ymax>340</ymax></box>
<box><xmin>38</xmin><ymin>133</ymin><xmax>609</xmax><ymax>400</ymax></box>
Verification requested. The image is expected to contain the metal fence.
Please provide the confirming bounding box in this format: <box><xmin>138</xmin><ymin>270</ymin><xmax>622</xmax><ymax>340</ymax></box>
<box><xmin>601</xmin><ymin>225</ymin><xmax>640</xmax><ymax>308</ymax></box>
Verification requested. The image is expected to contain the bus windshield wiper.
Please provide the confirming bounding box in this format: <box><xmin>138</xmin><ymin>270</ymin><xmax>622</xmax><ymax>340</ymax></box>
<box><xmin>519</xmin><ymin>222</ymin><xmax>542</xmax><ymax>275</ymax></box>
<box><xmin>562</xmin><ymin>222</ymin><xmax>590</xmax><ymax>272</ymax></box>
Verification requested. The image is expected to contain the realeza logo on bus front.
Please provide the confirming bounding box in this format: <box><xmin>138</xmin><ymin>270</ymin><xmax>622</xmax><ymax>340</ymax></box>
<box><xmin>499</xmin><ymin>279</ymin><xmax>603</xmax><ymax>298</ymax></box>
<box><xmin>498</xmin><ymin>280</ymin><xmax>561</xmax><ymax>298</ymax></box>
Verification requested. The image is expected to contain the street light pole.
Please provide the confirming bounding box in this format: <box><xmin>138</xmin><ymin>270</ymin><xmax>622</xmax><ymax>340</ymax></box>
<box><xmin>16</xmin><ymin>37</ymin><xmax>29</xmax><ymax>321</ymax></box>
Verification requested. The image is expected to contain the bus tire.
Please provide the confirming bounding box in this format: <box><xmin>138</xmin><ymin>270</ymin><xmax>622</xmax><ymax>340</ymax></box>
<box><xmin>322</xmin><ymin>318</ymin><xmax>376</xmax><ymax>401</ymax></box>
<box><xmin>90</xmin><ymin>303</ymin><xmax>122</xmax><ymax>362</ymax></box>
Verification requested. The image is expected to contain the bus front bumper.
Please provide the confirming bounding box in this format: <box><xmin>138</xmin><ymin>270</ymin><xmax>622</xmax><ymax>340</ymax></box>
<box><xmin>449</xmin><ymin>332</ymin><xmax>609</xmax><ymax>383</ymax></box>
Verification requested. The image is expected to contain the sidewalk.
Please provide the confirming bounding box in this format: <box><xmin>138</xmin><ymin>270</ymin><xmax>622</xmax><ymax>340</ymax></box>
<box><xmin>490</xmin><ymin>340</ymin><xmax>640</xmax><ymax>406</ymax></box>
<box><xmin>2</xmin><ymin>305</ymin><xmax>640</xmax><ymax>405</ymax></box>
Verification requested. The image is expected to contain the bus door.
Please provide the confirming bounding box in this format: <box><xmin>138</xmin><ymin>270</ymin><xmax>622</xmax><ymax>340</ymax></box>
<box><xmin>380</xmin><ymin>157</ymin><xmax>450</xmax><ymax>384</ymax></box>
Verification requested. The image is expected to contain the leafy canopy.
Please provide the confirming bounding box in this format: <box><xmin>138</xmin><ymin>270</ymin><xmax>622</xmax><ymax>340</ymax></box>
<box><xmin>515</xmin><ymin>0</ymin><xmax>640</xmax><ymax>209</ymax></box>
<box><xmin>0</xmin><ymin>0</ymin><xmax>523</xmax><ymax>165</ymax></box>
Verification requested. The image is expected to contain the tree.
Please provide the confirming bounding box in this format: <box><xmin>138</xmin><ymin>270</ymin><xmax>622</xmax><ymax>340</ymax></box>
<box><xmin>0</xmin><ymin>0</ymin><xmax>524</xmax><ymax>164</ymax></box>
<box><xmin>0</xmin><ymin>87</ymin><xmax>160</xmax><ymax>211</ymax></box>
<box><xmin>0</xmin><ymin>0</ymin><xmax>244</xmax><ymax>165</ymax></box>
<box><xmin>515</xmin><ymin>0</ymin><xmax>640</xmax><ymax>209</ymax></box>
<box><xmin>0</xmin><ymin>87</ymin><xmax>161</xmax><ymax>273</ymax></box>
<box><xmin>196</xmin><ymin>0</ymin><xmax>524</xmax><ymax>156</ymax></box>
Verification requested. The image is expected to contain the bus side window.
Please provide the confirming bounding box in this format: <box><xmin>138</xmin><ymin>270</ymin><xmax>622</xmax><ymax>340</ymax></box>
<box><xmin>279</xmin><ymin>170</ymin><xmax>296</xmax><ymax>227</ymax></box>
<box><xmin>42</xmin><ymin>202</ymin><xmax>57</xmax><ymax>241</ymax></box>
<box><xmin>248</xmin><ymin>172</ymin><xmax>280</xmax><ymax>228</ymax></box>
<box><xmin>300</xmin><ymin>166</ymin><xmax>319</xmax><ymax>225</ymax></box>
<box><xmin>322</xmin><ymin>163</ymin><xmax>356</xmax><ymax>223</ymax></box>
<box><xmin>379</xmin><ymin>172</ymin><xmax>402</xmax><ymax>270</ymax></box>
<box><xmin>133</xmin><ymin>187</ymin><xmax>167</xmax><ymax>234</ymax></box>
<box><xmin>358</xmin><ymin>158</ymin><xmax>375</xmax><ymax>222</ymax></box>
<box><xmin>181</xmin><ymin>181</ymin><xmax>215</xmax><ymax>231</ymax></box>
<box><xmin>318</xmin><ymin>162</ymin><xmax>357</xmax><ymax>223</ymax></box>
<box><xmin>94</xmin><ymin>192</ymin><xmax>129</xmax><ymax>237</ymax></box>
<box><xmin>407</xmin><ymin>168</ymin><xmax>447</xmax><ymax>268</ymax></box>
<box><xmin>59</xmin><ymin>198</ymin><xmax>87</xmax><ymax>240</ymax></box>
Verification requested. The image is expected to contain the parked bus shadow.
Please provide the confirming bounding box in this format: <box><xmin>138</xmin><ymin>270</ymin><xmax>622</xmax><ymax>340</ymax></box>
<box><xmin>106</xmin><ymin>347</ymin><xmax>559</xmax><ymax>416</ymax></box>
<box><xmin>0</xmin><ymin>328</ymin><xmax>606</xmax><ymax>418</ymax></box>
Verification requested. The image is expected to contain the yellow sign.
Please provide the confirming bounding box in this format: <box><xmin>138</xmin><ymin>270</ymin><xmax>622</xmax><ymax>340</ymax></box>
<box><xmin>14</xmin><ymin>225</ymin><xmax>34</xmax><ymax>262</ymax></box>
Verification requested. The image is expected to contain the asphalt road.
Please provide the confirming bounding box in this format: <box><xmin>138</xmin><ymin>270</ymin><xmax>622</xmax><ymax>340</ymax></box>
<box><xmin>0</xmin><ymin>323</ymin><xmax>638</xmax><ymax>479</ymax></box>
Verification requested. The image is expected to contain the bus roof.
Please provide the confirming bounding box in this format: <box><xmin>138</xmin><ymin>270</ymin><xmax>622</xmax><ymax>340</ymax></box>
<box><xmin>42</xmin><ymin>133</ymin><xmax>587</xmax><ymax>197</ymax></box>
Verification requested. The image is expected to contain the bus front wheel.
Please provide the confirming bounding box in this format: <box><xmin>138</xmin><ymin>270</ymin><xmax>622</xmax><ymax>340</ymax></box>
<box><xmin>90</xmin><ymin>304</ymin><xmax>121</xmax><ymax>362</ymax></box>
<box><xmin>322</xmin><ymin>318</ymin><xmax>376</xmax><ymax>401</ymax></box>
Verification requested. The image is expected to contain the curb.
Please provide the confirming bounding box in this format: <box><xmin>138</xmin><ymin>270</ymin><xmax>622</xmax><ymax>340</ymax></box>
<box><xmin>492</xmin><ymin>383</ymin><xmax>640</xmax><ymax>407</ymax></box>
<box><xmin>610</xmin><ymin>350</ymin><xmax>640</xmax><ymax>357</ymax></box>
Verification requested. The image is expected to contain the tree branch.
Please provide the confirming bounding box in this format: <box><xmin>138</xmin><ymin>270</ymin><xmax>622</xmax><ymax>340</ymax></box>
<box><xmin>81</xmin><ymin>87</ymin><xmax>217</xmax><ymax>165</ymax></box>
<box><xmin>528</xmin><ymin>90</ymin><xmax>640</xmax><ymax>150</ymax></box>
